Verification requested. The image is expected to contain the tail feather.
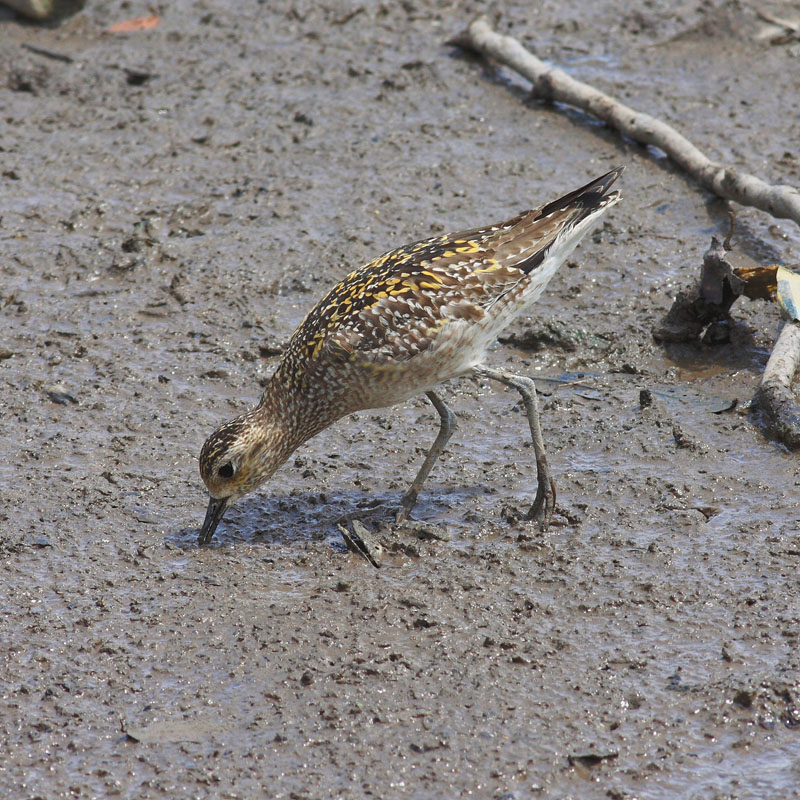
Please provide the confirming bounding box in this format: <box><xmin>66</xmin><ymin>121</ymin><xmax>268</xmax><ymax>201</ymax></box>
<box><xmin>495</xmin><ymin>166</ymin><xmax>623</xmax><ymax>276</ymax></box>
<box><xmin>537</xmin><ymin>166</ymin><xmax>624</xmax><ymax>221</ymax></box>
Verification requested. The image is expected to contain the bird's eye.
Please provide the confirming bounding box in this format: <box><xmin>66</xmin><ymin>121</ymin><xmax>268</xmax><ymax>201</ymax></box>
<box><xmin>218</xmin><ymin>461</ymin><xmax>235</xmax><ymax>479</ymax></box>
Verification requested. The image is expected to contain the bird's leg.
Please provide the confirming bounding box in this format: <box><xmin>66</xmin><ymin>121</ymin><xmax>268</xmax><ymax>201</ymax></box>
<box><xmin>397</xmin><ymin>390</ymin><xmax>457</xmax><ymax>523</ymax></box>
<box><xmin>473</xmin><ymin>366</ymin><xmax>556</xmax><ymax>530</ymax></box>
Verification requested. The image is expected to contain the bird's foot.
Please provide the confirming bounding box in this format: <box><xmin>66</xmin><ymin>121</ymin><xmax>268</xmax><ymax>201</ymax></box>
<box><xmin>525</xmin><ymin>477</ymin><xmax>556</xmax><ymax>531</ymax></box>
<box><xmin>395</xmin><ymin>491</ymin><xmax>418</xmax><ymax>525</ymax></box>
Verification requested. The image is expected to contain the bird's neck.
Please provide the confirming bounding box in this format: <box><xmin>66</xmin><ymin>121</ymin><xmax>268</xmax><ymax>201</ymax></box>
<box><xmin>255</xmin><ymin>370</ymin><xmax>336</xmax><ymax>458</ymax></box>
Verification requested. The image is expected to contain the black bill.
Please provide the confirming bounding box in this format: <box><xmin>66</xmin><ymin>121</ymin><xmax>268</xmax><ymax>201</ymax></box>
<box><xmin>198</xmin><ymin>496</ymin><xmax>229</xmax><ymax>546</ymax></box>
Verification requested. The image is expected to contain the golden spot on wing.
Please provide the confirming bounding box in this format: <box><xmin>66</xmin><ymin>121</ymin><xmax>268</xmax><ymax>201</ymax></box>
<box><xmin>274</xmin><ymin>168</ymin><xmax>623</xmax><ymax>382</ymax></box>
<box><xmin>474</xmin><ymin>257</ymin><xmax>501</xmax><ymax>274</ymax></box>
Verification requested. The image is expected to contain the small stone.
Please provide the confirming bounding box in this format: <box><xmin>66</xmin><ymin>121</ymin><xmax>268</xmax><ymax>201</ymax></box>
<box><xmin>733</xmin><ymin>689</ymin><xmax>754</xmax><ymax>708</ymax></box>
<box><xmin>45</xmin><ymin>385</ymin><xmax>78</xmax><ymax>405</ymax></box>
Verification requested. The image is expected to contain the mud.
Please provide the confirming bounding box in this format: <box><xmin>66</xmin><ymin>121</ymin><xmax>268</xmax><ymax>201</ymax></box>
<box><xmin>2</xmin><ymin>2</ymin><xmax>800</xmax><ymax>798</ymax></box>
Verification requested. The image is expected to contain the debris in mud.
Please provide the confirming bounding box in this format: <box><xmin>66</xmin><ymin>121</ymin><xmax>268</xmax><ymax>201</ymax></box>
<box><xmin>776</xmin><ymin>265</ymin><xmax>800</xmax><ymax>322</ymax></box>
<box><xmin>107</xmin><ymin>15</ymin><xmax>161</xmax><ymax>34</ymax></box>
<box><xmin>123</xmin><ymin>67</ymin><xmax>155</xmax><ymax>87</ymax></box>
<box><xmin>653</xmin><ymin>236</ymin><xmax>799</xmax><ymax>448</ymax></box>
<box><xmin>694</xmin><ymin>505</ymin><xmax>721</xmax><ymax>520</ymax></box>
<box><xmin>754</xmin><ymin>319</ymin><xmax>800</xmax><ymax>449</ymax></box>
<box><xmin>384</xmin><ymin>538</ymin><xmax>425</xmax><ymax>559</ymax></box>
<box><xmin>20</xmin><ymin>43</ymin><xmax>73</xmax><ymax>63</ymax></box>
<box><xmin>409</xmin><ymin>737</ymin><xmax>447</xmax><ymax>754</ymax></box>
<box><xmin>568</xmin><ymin>751</ymin><xmax>619</xmax><ymax>767</ymax></box>
<box><xmin>258</xmin><ymin>339</ymin><xmax>285</xmax><ymax>358</ymax></box>
<box><xmin>755</xmin><ymin>8</ymin><xmax>800</xmax><ymax>45</ymax></box>
<box><xmin>45</xmin><ymin>384</ymin><xmax>78</xmax><ymax>405</ymax></box>
<box><xmin>338</xmin><ymin>519</ymin><xmax>382</xmax><ymax>567</ymax></box>
<box><xmin>2</xmin><ymin>0</ymin><xmax>53</xmax><ymax>20</ymax></box>
<box><xmin>733</xmin><ymin>689</ymin><xmax>754</xmax><ymax>708</ymax></box>
<box><xmin>653</xmin><ymin>236</ymin><xmax>778</xmax><ymax>344</ymax></box>
<box><xmin>753</xmin><ymin>267</ymin><xmax>800</xmax><ymax>449</ymax></box>
<box><xmin>337</xmin><ymin>513</ymin><xmax>450</xmax><ymax>566</ymax></box>
<box><xmin>531</xmin><ymin>372</ymin><xmax>603</xmax><ymax>401</ymax></box>
<box><xmin>646</xmin><ymin>385</ymin><xmax>738</xmax><ymax>415</ymax></box>
<box><xmin>331</xmin><ymin>6</ymin><xmax>364</xmax><ymax>26</ymax></box>
<box><xmin>708</xmin><ymin>397</ymin><xmax>738</xmax><ymax>414</ymax></box>
<box><xmin>666</xmin><ymin>671</ymin><xmax>692</xmax><ymax>693</ymax></box>
<box><xmin>671</xmin><ymin>423</ymin><xmax>708</xmax><ymax>453</ymax></box>
<box><xmin>7</xmin><ymin>65</ymin><xmax>48</xmax><ymax>94</ymax></box>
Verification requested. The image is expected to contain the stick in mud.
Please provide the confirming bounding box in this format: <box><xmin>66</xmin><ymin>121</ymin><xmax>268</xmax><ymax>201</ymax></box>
<box><xmin>452</xmin><ymin>15</ymin><xmax>800</xmax><ymax>227</ymax></box>
<box><xmin>754</xmin><ymin>322</ymin><xmax>800</xmax><ymax>449</ymax></box>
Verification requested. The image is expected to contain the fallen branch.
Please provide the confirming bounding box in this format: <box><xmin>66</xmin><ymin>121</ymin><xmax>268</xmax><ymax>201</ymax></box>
<box><xmin>453</xmin><ymin>16</ymin><xmax>800</xmax><ymax>227</ymax></box>
<box><xmin>754</xmin><ymin>322</ymin><xmax>800</xmax><ymax>449</ymax></box>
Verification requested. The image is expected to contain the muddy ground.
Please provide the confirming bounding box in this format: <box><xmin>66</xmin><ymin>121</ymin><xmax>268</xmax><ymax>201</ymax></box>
<box><xmin>2</xmin><ymin>1</ymin><xmax>800</xmax><ymax>798</ymax></box>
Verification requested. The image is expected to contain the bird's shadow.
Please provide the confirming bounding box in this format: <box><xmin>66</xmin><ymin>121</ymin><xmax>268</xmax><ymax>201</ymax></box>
<box><xmin>169</xmin><ymin>486</ymin><xmax>484</xmax><ymax>551</ymax></box>
<box><xmin>660</xmin><ymin>316</ymin><xmax>770</xmax><ymax>375</ymax></box>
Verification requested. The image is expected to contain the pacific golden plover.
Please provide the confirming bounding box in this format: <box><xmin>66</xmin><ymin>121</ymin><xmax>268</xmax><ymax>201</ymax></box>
<box><xmin>198</xmin><ymin>167</ymin><xmax>623</xmax><ymax>545</ymax></box>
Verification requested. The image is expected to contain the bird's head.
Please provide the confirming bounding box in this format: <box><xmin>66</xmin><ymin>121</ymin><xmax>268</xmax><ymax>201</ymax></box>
<box><xmin>197</xmin><ymin>410</ymin><xmax>289</xmax><ymax>545</ymax></box>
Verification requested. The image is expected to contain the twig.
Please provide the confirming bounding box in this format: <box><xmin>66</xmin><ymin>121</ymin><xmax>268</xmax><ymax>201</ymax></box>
<box><xmin>754</xmin><ymin>322</ymin><xmax>800</xmax><ymax>449</ymax></box>
<box><xmin>723</xmin><ymin>209</ymin><xmax>735</xmax><ymax>251</ymax></box>
<box><xmin>452</xmin><ymin>16</ymin><xmax>800</xmax><ymax>227</ymax></box>
<box><xmin>332</xmin><ymin>5</ymin><xmax>364</xmax><ymax>26</ymax></box>
<box><xmin>755</xmin><ymin>9</ymin><xmax>799</xmax><ymax>34</ymax></box>
<box><xmin>21</xmin><ymin>43</ymin><xmax>74</xmax><ymax>63</ymax></box>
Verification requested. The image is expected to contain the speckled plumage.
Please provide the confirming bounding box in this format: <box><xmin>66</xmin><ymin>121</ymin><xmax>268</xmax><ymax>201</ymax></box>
<box><xmin>198</xmin><ymin>168</ymin><xmax>623</xmax><ymax>545</ymax></box>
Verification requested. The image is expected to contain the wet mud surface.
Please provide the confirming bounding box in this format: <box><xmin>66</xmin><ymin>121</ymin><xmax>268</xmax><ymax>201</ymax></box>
<box><xmin>2</xmin><ymin>1</ymin><xmax>800</xmax><ymax>797</ymax></box>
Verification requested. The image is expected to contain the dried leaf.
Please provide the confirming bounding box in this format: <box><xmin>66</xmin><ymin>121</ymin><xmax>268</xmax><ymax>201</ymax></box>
<box><xmin>108</xmin><ymin>15</ymin><xmax>161</xmax><ymax>33</ymax></box>
<box><xmin>733</xmin><ymin>265</ymin><xmax>778</xmax><ymax>301</ymax></box>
